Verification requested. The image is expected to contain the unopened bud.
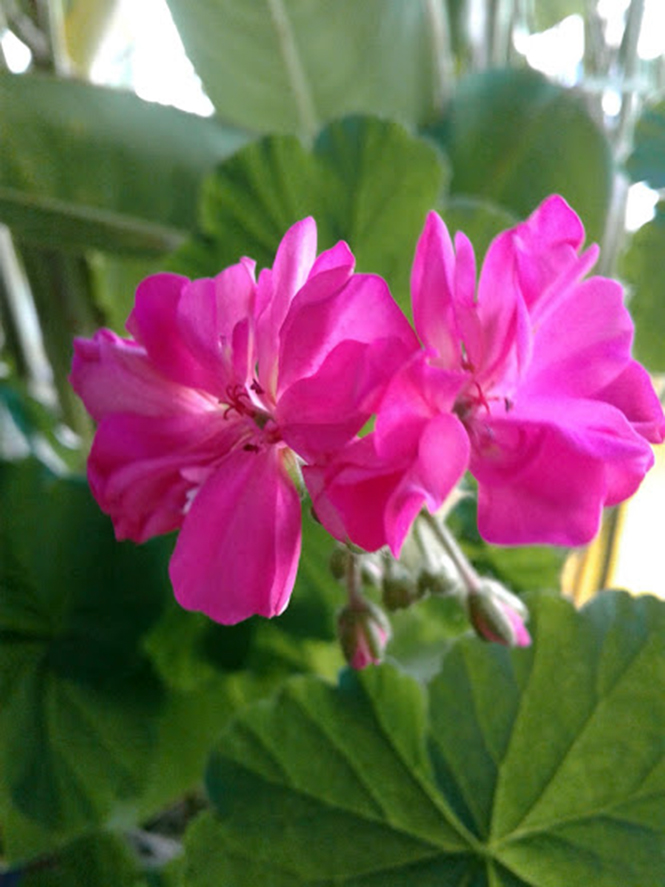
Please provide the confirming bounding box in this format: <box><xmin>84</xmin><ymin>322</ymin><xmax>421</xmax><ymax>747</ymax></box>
<box><xmin>382</xmin><ymin>566</ymin><xmax>420</xmax><ymax>611</ymax></box>
<box><xmin>467</xmin><ymin>581</ymin><xmax>531</xmax><ymax>648</ymax></box>
<box><xmin>329</xmin><ymin>546</ymin><xmax>349</xmax><ymax>581</ymax></box>
<box><xmin>417</xmin><ymin>565</ymin><xmax>463</xmax><ymax>598</ymax></box>
<box><xmin>360</xmin><ymin>555</ymin><xmax>383</xmax><ymax>588</ymax></box>
<box><xmin>338</xmin><ymin>600</ymin><xmax>391</xmax><ymax>669</ymax></box>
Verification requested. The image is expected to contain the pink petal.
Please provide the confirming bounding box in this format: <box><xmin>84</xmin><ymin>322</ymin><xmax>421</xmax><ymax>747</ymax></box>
<box><xmin>474</xmin><ymin>230</ymin><xmax>532</xmax><ymax>392</ymax></box>
<box><xmin>519</xmin><ymin>275</ymin><xmax>635</xmax><ymax>400</ymax></box>
<box><xmin>511</xmin><ymin>194</ymin><xmax>586</xmax><ymax>312</ymax></box>
<box><xmin>304</xmin><ymin>437</ymin><xmax>404</xmax><ymax>553</ymax></box>
<box><xmin>472</xmin><ymin>397</ymin><xmax>654</xmax><ymax>546</ymax></box>
<box><xmin>277</xmin><ymin>272</ymin><xmax>419</xmax><ymax>396</ymax></box>
<box><xmin>373</xmin><ymin>354</ymin><xmax>466</xmax><ymax>462</ymax></box>
<box><xmin>255</xmin><ymin>218</ymin><xmax>318</xmax><ymax>395</ymax></box>
<box><xmin>411</xmin><ymin>211</ymin><xmax>462</xmax><ymax>366</ymax></box>
<box><xmin>594</xmin><ymin>361</ymin><xmax>665</xmax><ymax>444</ymax></box>
<box><xmin>176</xmin><ymin>259</ymin><xmax>257</xmax><ymax>394</ymax></box>
<box><xmin>126</xmin><ymin>272</ymin><xmax>218</xmax><ymax>392</ymax></box>
<box><xmin>88</xmin><ymin>410</ymin><xmax>239</xmax><ymax>543</ymax></box>
<box><xmin>170</xmin><ymin>447</ymin><xmax>301</xmax><ymax>625</ymax></box>
<box><xmin>278</xmin><ymin>337</ymin><xmax>419</xmax><ymax>460</ymax></box>
<box><xmin>71</xmin><ymin>330</ymin><xmax>211</xmax><ymax>422</ymax></box>
<box><xmin>304</xmin><ymin>392</ymin><xmax>468</xmax><ymax>556</ymax></box>
<box><xmin>382</xmin><ymin>411</ymin><xmax>469</xmax><ymax>555</ymax></box>
<box><xmin>307</xmin><ymin>240</ymin><xmax>355</xmax><ymax>279</ymax></box>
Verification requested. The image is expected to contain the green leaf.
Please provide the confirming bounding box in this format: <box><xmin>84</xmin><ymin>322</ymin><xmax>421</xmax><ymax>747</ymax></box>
<box><xmin>183</xmin><ymin>592</ymin><xmax>665</xmax><ymax>885</ymax></box>
<box><xmin>164</xmin><ymin>0</ymin><xmax>445</xmax><ymax>135</ymax></box>
<box><xmin>427</xmin><ymin>68</ymin><xmax>613</xmax><ymax>243</ymax></box>
<box><xmin>386</xmin><ymin>595</ymin><xmax>469</xmax><ymax>683</ymax></box>
<box><xmin>0</xmin><ymin>72</ymin><xmax>248</xmax><ymax>254</ymax></box>
<box><xmin>137</xmin><ymin>513</ymin><xmax>344</xmax><ymax>816</ymax></box>
<box><xmin>626</xmin><ymin>99</ymin><xmax>665</xmax><ymax>188</ymax></box>
<box><xmin>21</xmin><ymin>831</ymin><xmax>145</xmax><ymax>887</ymax></box>
<box><xmin>0</xmin><ymin>459</ymin><xmax>169</xmax><ymax>837</ymax></box>
<box><xmin>170</xmin><ymin>116</ymin><xmax>448</xmax><ymax>308</ymax></box>
<box><xmin>135</xmin><ymin>671</ymin><xmax>278</xmax><ymax>822</ymax></box>
<box><xmin>620</xmin><ymin>206</ymin><xmax>665</xmax><ymax>372</ymax></box>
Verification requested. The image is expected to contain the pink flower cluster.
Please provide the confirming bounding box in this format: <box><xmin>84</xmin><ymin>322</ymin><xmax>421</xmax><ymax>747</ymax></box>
<box><xmin>71</xmin><ymin>196</ymin><xmax>665</xmax><ymax>625</ymax></box>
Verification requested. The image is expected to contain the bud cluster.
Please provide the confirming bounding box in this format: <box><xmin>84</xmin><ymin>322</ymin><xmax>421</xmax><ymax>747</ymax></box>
<box><xmin>330</xmin><ymin>509</ymin><xmax>531</xmax><ymax>670</ymax></box>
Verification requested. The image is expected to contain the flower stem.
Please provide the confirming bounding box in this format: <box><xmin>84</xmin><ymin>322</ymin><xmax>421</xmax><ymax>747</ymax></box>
<box><xmin>345</xmin><ymin>549</ymin><xmax>365</xmax><ymax>610</ymax></box>
<box><xmin>419</xmin><ymin>509</ymin><xmax>480</xmax><ymax>593</ymax></box>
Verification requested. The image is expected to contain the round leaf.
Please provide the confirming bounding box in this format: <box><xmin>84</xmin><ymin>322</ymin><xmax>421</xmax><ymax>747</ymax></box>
<box><xmin>427</xmin><ymin>68</ymin><xmax>613</xmax><ymax>243</ymax></box>
<box><xmin>184</xmin><ymin>592</ymin><xmax>665</xmax><ymax>886</ymax></box>
<box><xmin>170</xmin><ymin>116</ymin><xmax>448</xmax><ymax>309</ymax></box>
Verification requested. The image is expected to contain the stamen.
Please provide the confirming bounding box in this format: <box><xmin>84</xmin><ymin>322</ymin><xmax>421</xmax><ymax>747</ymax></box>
<box><xmin>460</xmin><ymin>342</ymin><xmax>475</xmax><ymax>373</ymax></box>
<box><xmin>223</xmin><ymin>384</ymin><xmax>253</xmax><ymax>419</ymax></box>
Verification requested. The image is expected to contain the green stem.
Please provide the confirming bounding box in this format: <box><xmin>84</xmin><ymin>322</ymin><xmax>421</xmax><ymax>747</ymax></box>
<box><xmin>420</xmin><ymin>510</ymin><xmax>480</xmax><ymax>593</ymax></box>
<box><xmin>345</xmin><ymin>549</ymin><xmax>365</xmax><ymax>610</ymax></box>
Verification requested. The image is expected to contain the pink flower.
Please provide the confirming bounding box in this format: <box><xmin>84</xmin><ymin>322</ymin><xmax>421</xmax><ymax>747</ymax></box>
<box><xmin>71</xmin><ymin>219</ymin><xmax>417</xmax><ymax>624</ymax></box>
<box><xmin>308</xmin><ymin>196</ymin><xmax>665</xmax><ymax>552</ymax></box>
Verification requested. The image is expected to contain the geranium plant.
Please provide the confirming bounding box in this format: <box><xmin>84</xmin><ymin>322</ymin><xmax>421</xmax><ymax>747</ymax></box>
<box><xmin>0</xmin><ymin>2</ymin><xmax>664</xmax><ymax>886</ymax></box>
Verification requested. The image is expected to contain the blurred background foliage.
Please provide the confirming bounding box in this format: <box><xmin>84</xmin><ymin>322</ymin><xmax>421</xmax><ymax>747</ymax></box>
<box><xmin>0</xmin><ymin>1</ymin><xmax>664</xmax><ymax>884</ymax></box>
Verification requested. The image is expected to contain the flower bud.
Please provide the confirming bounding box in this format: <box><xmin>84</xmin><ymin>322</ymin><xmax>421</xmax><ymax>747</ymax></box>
<box><xmin>467</xmin><ymin>580</ymin><xmax>531</xmax><ymax>648</ymax></box>
<box><xmin>417</xmin><ymin>564</ymin><xmax>464</xmax><ymax>598</ymax></box>
<box><xmin>382</xmin><ymin>566</ymin><xmax>420</xmax><ymax>610</ymax></box>
<box><xmin>338</xmin><ymin>600</ymin><xmax>391</xmax><ymax>669</ymax></box>
<box><xmin>329</xmin><ymin>546</ymin><xmax>349</xmax><ymax>581</ymax></box>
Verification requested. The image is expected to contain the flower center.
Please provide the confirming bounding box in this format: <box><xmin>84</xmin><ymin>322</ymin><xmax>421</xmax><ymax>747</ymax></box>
<box><xmin>222</xmin><ymin>381</ymin><xmax>282</xmax><ymax>451</ymax></box>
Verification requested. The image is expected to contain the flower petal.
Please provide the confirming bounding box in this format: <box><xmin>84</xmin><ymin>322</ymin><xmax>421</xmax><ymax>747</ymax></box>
<box><xmin>511</xmin><ymin>194</ymin><xmax>586</xmax><ymax>313</ymax></box>
<box><xmin>474</xmin><ymin>230</ymin><xmax>532</xmax><ymax>392</ymax></box>
<box><xmin>304</xmin><ymin>437</ymin><xmax>403</xmax><ymax>553</ymax></box>
<box><xmin>411</xmin><ymin>211</ymin><xmax>462</xmax><ymax>366</ymax></box>
<box><xmin>176</xmin><ymin>259</ymin><xmax>257</xmax><ymax>394</ymax></box>
<box><xmin>383</xmin><ymin>412</ymin><xmax>469</xmax><ymax>554</ymax></box>
<box><xmin>594</xmin><ymin>361</ymin><xmax>665</xmax><ymax>445</ymax></box>
<box><xmin>255</xmin><ymin>218</ymin><xmax>318</xmax><ymax>395</ymax></box>
<box><xmin>519</xmin><ymin>276</ymin><xmax>635</xmax><ymax>400</ymax></box>
<box><xmin>278</xmin><ymin>272</ymin><xmax>418</xmax><ymax>396</ymax></box>
<box><xmin>170</xmin><ymin>447</ymin><xmax>302</xmax><ymax>625</ymax></box>
<box><xmin>71</xmin><ymin>329</ymin><xmax>211</xmax><ymax>422</ymax></box>
<box><xmin>472</xmin><ymin>397</ymin><xmax>655</xmax><ymax>545</ymax></box>
<box><xmin>87</xmin><ymin>410</ymin><xmax>239</xmax><ymax>543</ymax></box>
<box><xmin>305</xmin><ymin>385</ymin><xmax>469</xmax><ymax>556</ymax></box>
<box><xmin>278</xmin><ymin>336</ymin><xmax>418</xmax><ymax>459</ymax></box>
<box><xmin>126</xmin><ymin>272</ymin><xmax>221</xmax><ymax>391</ymax></box>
